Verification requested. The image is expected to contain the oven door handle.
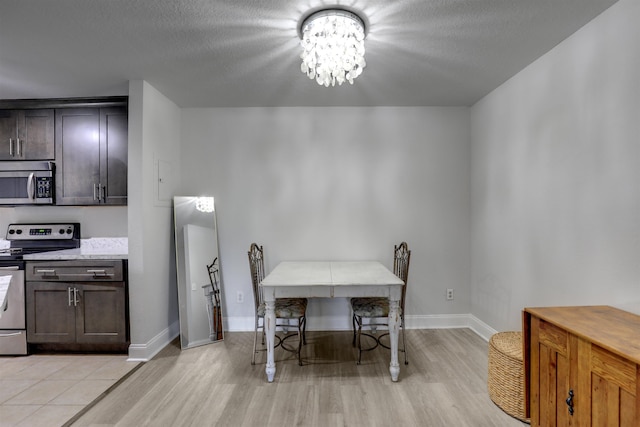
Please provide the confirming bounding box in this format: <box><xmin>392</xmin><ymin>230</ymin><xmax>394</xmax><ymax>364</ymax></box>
<box><xmin>0</xmin><ymin>266</ymin><xmax>19</xmax><ymax>271</ymax></box>
<box><xmin>27</xmin><ymin>172</ymin><xmax>35</xmax><ymax>200</ymax></box>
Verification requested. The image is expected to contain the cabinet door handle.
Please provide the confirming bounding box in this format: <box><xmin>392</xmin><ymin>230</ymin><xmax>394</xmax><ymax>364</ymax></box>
<box><xmin>87</xmin><ymin>269</ymin><xmax>107</xmax><ymax>277</ymax></box>
<box><xmin>95</xmin><ymin>183</ymin><xmax>105</xmax><ymax>202</ymax></box>
<box><xmin>36</xmin><ymin>269</ymin><xmax>56</xmax><ymax>274</ymax></box>
<box><xmin>566</xmin><ymin>389</ymin><xmax>574</xmax><ymax>416</ymax></box>
<box><xmin>17</xmin><ymin>138</ymin><xmax>22</xmax><ymax>157</ymax></box>
<box><xmin>93</xmin><ymin>183</ymin><xmax>106</xmax><ymax>202</ymax></box>
<box><xmin>73</xmin><ymin>287</ymin><xmax>79</xmax><ymax>306</ymax></box>
<box><xmin>9</xmin><ymin>138</ymin><xmax>14</xmax><ymax>156</ymax></box>
<box><xmin>68</xmin><ymin>287</ymin><xmax>73</xmax><ymax>306</ymax></box>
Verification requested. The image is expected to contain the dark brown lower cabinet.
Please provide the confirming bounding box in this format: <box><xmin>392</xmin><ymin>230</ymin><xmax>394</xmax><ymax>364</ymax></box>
<box><xmin>26</xmin><ymin>281</ymin><xmax>127</xmax><ymax>344</ymax></box>
<box><xmin>524</xmin><ymin>306</ymin><xmax>640</xmax><ymax>427</ymax></box>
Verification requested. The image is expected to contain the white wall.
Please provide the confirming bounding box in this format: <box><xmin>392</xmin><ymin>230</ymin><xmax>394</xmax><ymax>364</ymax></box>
<box><xmin>127</xmin><ymin>80</ymin><xmax>182</xmax><ymax>360</ymax></box>
<box><xmin>180</xmin><ymin>107</ymin><xmax>471</xmax><ymax>330</ymax></box>
<box><xmin>470</xmin><ymin>0</ymin><xmax>640</xmax><ymax>332</ymax></box>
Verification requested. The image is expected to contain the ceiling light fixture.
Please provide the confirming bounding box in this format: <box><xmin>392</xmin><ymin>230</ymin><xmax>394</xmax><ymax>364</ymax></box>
<box><xmin>195</xmin><ymin>197</ymin><xmax>214</xmax><ymax>213</ymax></box>
<box><xmin>299</xmin><ymin>9</ymin><xmax>367</xmax><ymax>87</ymax></box>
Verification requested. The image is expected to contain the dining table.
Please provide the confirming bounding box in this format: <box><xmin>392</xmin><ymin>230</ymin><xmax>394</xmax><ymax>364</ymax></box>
<box><xmin>259</xmin><ymin>261</ymin><xmax>405</xmax><ymax>382</ymax></box>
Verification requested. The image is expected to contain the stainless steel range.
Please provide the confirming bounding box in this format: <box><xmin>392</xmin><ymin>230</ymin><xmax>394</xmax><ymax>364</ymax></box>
<box><xmin>0</xmin><ymin>223</ymin><xmax>80</xmax><ymax>355</ymax></box>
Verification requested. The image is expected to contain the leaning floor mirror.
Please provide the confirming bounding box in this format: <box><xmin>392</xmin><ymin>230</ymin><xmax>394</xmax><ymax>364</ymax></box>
<box><xmin>173</xmin><ymin>196</ymin><xmax>224</xmax><ymax>349</ymax></box>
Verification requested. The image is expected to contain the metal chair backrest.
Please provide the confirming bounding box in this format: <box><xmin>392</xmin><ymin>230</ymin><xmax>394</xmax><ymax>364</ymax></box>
<box><xmin>248</xmin><ymin>243</ymin><xmax>265</xmax><ymax>310</ymax></box>
<box><xmin>393</xmin><ymin>242</ymin><xmax>411</xmax><ymax>310</ymax></box>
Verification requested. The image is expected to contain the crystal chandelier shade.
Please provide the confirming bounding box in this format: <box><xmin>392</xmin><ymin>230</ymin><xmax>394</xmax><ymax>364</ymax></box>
<box><xmin>299</xmin><ymin>9</ymin><xmax>366</xmax><ymax>87</ymax></box>
<box><xmin>195</xmin><ymin>197</ymin><xmax>214</xmax><ymax>213</ymax></box>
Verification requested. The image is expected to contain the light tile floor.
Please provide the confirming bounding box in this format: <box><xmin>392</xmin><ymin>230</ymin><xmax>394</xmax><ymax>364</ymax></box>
<box><xmin>0</xmin><ymin>354</ymin><xmax>139</xmax><ymax>427</ymax></box>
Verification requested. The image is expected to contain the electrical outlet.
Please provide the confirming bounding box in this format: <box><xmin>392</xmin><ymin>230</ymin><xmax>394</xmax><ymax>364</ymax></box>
<box><xmin>446</xmin><ymin>288</ymin><xmax>454</xmax><ymax>300</ymax></box>
<box><xmin>236</xmin><ymin>291</ymin><xmax>244</xmax><ymax>303</ymax></box>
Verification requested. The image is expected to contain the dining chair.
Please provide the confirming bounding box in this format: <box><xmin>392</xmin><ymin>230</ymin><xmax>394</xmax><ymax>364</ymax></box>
<box><xmin>350</xmin><ymin>241</ymin><xmax>411</xmax><ymax>365</ymax></box>
<box><xmin>247</xmin><ymin>243</ymin><xmax>308</xmax><ymax>365</ymax></box>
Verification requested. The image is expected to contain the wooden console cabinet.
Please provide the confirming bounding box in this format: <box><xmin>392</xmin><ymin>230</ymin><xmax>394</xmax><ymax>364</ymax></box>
<box><xmin>523</xmin><ymin>306</ymin><xmax>640</xmax><ymax>426</ymax></box>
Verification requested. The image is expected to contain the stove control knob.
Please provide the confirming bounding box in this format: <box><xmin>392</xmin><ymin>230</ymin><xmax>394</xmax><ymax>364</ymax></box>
<box><xmin>16</xmin><ymin>229</ymin><xmax>22</xmax><ymax>235</ymax></box>
<box><xmin>8</xmin><ymin>229</ymin><xmax>15</xmax><ymax>235</ymax></box>
<box><xmin>59</xmin><ymin>229</ymin><xmax>66</xmax><ymax>235</ymax></box>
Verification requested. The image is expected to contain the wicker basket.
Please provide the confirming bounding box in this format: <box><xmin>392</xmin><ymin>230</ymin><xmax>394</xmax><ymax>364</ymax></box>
<box><xmin>488</xmin><ymin>331</ymin><xmax>530</xmax><ymax>423</ymax></box>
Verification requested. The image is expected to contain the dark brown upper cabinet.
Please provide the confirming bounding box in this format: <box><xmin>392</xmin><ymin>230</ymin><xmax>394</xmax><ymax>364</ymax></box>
<box><xmin>55</xmin><ymin>107</ymin><xmax>128</xmax><ymax>205</ymax></box>
<box><xmin>0</xmin><ymin>109</ymin><xmax>55</xmax><ymax>160</ymax></box>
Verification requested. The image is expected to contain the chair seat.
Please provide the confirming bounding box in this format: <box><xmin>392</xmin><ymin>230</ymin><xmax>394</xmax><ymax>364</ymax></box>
<box><xmin>257</xmin><ymin>298</ymin><xmax>307</xmax><ymax>318</ymax></box>
<box><xmin>350</xmin><ymin>297</ymin><xmax>402</xmax><ymax>317</ymax></box>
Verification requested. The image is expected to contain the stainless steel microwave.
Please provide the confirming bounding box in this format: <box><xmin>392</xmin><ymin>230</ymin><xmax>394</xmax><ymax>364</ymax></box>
<box><xmin>0</xmin><ymin>161</ymin><xmax>54</xmax><ymax>205</ymax></box>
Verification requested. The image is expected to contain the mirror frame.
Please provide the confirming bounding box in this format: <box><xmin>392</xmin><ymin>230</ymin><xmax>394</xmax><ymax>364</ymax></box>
<box><xmin>173</xmin><ymin>196</ymin><xmax>224</xmax><ymax>349</ymax></box>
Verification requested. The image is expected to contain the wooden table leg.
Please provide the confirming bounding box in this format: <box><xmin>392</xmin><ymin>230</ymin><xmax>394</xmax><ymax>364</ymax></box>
<box><xmin>264</xmin><ymin>299</ymin><xmax>276</xmax><ymax>382</ymax></box>
<box><xmin>388</xmin><ymin>298</ymin><xmax>401</xmax><ymax>381</ymax></box>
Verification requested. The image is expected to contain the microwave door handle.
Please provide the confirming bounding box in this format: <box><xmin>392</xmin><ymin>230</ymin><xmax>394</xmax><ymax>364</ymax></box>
<box><xmin>27</xmin><ymin>172</ymin><xmax>35</xmax><ymax>200</ymax></box>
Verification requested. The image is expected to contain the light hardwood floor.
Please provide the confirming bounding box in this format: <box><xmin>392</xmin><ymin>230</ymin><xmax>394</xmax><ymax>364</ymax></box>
<box><xmin>70</xmin><ymin>329</ymin><xmax>528</xmax><ymax>427</ymax></box>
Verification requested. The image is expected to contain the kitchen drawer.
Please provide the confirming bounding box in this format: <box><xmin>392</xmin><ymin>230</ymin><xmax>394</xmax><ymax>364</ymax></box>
<box><xmin>26</xmin><ymin>260</ymin><xmax>123</xmax><ymax>281</ymax></box>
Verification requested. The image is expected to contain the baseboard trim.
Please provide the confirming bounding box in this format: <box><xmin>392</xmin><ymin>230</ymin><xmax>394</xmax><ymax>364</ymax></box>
<box><xmin>224</xmin><ymin>314</ymin><xmax>498</xmax><ymax>341</ymax></box>
<box><xmin>466</xmin><ymin>314</ymin><xmax>499</xmax><ymax>342</ymax></box>
<box><xmin>128</xmin><ymin>315</ymin><xmax>498</xmax><ymax>360</ymax></box>
<box><xmin>127</xmin><ymin>320</ymin><xmax>180</xmax><ymax>362</ymax></box>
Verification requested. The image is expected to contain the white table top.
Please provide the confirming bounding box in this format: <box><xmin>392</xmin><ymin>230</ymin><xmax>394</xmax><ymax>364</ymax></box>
<box><xmin>0</xmin><ymin>275</ymin><xmax>11</xmax><ymax>319</ymax></box>
<box><xmin>260</xmin><ymin>261</ymin><xmax>404</xmax><ymax>287</ymax></box>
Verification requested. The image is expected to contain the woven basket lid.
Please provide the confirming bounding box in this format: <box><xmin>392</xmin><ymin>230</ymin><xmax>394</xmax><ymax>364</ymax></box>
<box><xmin>490</xmin><ymin>331</ymin><xmax>523</xmax><ymax>359</ymax></box>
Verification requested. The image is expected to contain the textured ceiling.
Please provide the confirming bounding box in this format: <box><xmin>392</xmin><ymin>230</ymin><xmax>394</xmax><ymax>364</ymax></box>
<box><xmin>0</xmin><ymin>0</ymin><xmax>619</xmax><ymax>107</ymax></box>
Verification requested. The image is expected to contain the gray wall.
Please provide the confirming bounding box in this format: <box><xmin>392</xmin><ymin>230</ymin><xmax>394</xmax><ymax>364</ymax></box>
<box><xmin>180</xmin><ymin>107</ymin><xmax>472</xmax><ymax>330</ymax></box>
<box><xmin>470</xmin><ymin>0</ymin><xmax>640</xmax><ymax>331</ymax></box>
<box><xmin>127</xmin><ymin>80</ymin><xmax>182</xmax><ymax>360</ymax></box>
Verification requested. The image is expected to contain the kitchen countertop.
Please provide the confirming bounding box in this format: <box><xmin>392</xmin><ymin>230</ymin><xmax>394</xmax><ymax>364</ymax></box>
<box><xmin>24</xmin><ymin>238</ymin><xmax>128</xmax><ymax>260</ymax></box>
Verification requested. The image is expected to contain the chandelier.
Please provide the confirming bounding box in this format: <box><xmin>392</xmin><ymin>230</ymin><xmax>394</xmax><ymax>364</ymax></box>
<box><xmin>195</xmin><ymin>197</ymin><xmax>214</xmax><ymax>213</ymax></box>
<box><xmin>299</xmin><ymin>9</ymin><xmax>367</xmax><ymax>87</ymax></box>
